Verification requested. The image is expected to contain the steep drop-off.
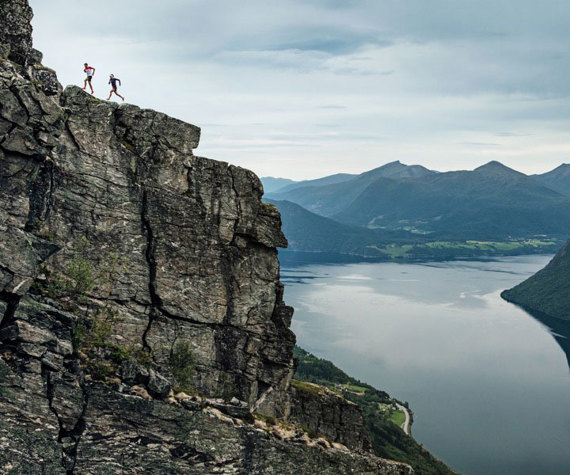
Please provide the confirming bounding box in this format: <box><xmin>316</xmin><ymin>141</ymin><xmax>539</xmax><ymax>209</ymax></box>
<box><xmin>0</xmin><ymin>1</ymin><xmax>414</xmax><ymax>473</ymax></box>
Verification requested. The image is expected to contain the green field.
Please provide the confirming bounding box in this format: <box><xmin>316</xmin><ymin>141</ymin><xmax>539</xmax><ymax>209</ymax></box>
<box><xmin>343</xmin><ymin>383</ymin><xmax>368</xmax><ymax>393</ymax></box>
<box><xmin>368</xmin><ymin>238</ymin><xmax>559</xmax><ymax>260</ymax></box>
<box><xmin>390</xmin><ymin>410</ymin><xmax>406</xmax><ymax>427</ymax></box>
<box><xmin>368</xmin><ymin>244</ymin><xmax>414</xmax><ymax>258</ymax></box>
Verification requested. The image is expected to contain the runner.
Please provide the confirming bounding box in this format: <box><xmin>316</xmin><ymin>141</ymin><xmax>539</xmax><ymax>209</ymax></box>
<box><xmin>83</xmin><ymin>63</ymin><xmax>95</xmax><ymax>94</ymax></box>
<box><xmin>106</xmin><ymin>74</ymin><xmax>124</xmax><ymax>101</ymax></box>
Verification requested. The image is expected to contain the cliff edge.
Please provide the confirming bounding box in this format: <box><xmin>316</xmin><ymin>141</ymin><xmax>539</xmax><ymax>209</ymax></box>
<box><xmin>0</xmin><ymin>1</ymin><xmax>412</xmax><ymax>473</ymax></box>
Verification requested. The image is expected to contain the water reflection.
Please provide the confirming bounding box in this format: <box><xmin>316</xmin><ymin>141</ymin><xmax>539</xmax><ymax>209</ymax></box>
<box><xmin>524</xmin><ymin>309</ymin><xmax>570</xmax><ymax>371</ymax></box>
<box><xmin>284</xmin><ymin>255</ymin><xmax>570</xmax><ymax>474</ymax></box>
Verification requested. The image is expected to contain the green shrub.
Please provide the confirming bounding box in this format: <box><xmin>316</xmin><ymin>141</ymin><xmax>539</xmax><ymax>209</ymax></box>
<box><xmin>74</xmin><ymin>304</ymin><xmax>144</xmax><ymax>383</ymax></box>
<box><xmin>261</xmin><ymin>202</ymin><xmax>278</xmax><ymax>213</ymax></box>
<box><xmin>90</xmin><ymin>305</ymin><xmax>118</xmax><ymax>344</ymax></box>
<box><xmin>37</xmin><ymin>238</ymin><xmax>146</xmax><ymax>384</ymax></box>
<box><xmin>133</xmin><ymin>348</ymin><xmax>153</xmax><ymax>367</ymax></box>
<box><xmin>61</xmin><ymin>236</ymin><xmax>96</xmax><ymax>296</ymax></box>
<box><xmin>169</xmin><ymin>340</ymin><xmax>195</xmax><ymax>391</ymax></box>
<box><xmin>72</xmin><ymin>321</ymin><xmax>87</xmax><ymax>351</ymax></box>
<box><xmin>38</xmin><ymin>237</ymin><xmax>131</xmax><ymax>305</ymax></box>
<box><xmin>86</xmin><ymin>360</ymin><xmax>116</xmax><ymax>381</ymax></box>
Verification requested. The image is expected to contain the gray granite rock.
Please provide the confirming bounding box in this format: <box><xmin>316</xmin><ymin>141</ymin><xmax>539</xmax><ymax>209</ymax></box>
<box><xmin>121</xmin><ymin>359</ymin><xmax>149</xmax><ymax>385</ymax></box>
<box><xmin>0</xmin><ymin>1</ymin><xmax>415</xmax><ymax>473</ymax></box>
<box><xmin>0</xmin><ymin>0</ymin><xmax>34</xmax><ymax>66</ymax></box>
<box><xmin>147</xmin><ymin>369</ymin><xmax>171</xmax><ymax>399</ymax></box>
<box><xmin>290</xmin><ymin>381</ymin><xmax>371</xmax><ymax>452</ymax></box>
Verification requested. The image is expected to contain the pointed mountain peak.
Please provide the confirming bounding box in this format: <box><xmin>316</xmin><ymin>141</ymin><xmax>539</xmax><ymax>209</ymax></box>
<box><xmin>372</xmin><ymin>161</ymin><xmax>404</xmax><ymax>170</ymax></box>
<box><xmin>476</xmin><ymin>160</ymin><xmax>508</xmax><ymax>170</ymax></box>
<box><xmin>360</xmin><ymin>161</ymin><xmax>433</xmax><ymax>180</ymax></box>
<box><xmin>474</xmin><ymin>161</ymin><xmax>524</xmax><ymax>177</ymax></box>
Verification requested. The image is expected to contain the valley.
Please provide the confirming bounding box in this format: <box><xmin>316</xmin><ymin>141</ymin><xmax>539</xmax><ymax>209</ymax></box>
<box><xmin>264</xmin><ymin>161</ymin><xmax>570</xmax><ymax>262</ymax></box>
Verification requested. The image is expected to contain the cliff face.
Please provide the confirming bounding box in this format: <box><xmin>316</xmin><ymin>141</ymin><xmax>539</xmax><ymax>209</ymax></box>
<box><xmin>0</xmin><ymin>2</ymin><xmax>295</xmax><ymax>416</ymax></box>
<box><xmin>502</xmin><ymin>239</ymin><xmax>570</xmax><ymax>320</ymax></box>
<box><xmin>0</xmin><ymin>1</ymin><xmax>412</xmax><ymax>473</ymax></box>
<box><xmin>289</xmin><ymin>381</ymin><xmax>371</xmax><ymax>452</ymax></box>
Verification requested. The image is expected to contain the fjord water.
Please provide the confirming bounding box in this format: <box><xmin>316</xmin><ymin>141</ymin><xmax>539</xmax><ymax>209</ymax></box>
<box><xmin>282</xmin><ymin>256</ymin><xmax>570</xmax><ymax>475</ymax></box>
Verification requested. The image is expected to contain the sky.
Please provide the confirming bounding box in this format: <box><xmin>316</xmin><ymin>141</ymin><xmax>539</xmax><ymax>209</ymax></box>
<box><xmin>28</xmin><ymin>0</ymin><xmax>570</xmax><ymax>180</ymax></box>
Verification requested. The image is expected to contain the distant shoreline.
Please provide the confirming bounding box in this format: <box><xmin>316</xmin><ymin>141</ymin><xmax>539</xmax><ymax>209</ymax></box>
<box><xmin>279</xmin><ymin>249</ymin><xmax>556</xmax><ymax>267</ymax></box>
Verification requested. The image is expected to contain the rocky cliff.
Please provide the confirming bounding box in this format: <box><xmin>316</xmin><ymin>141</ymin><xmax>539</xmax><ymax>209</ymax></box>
<box><xmin>289</xmin><ymin>380</ymin><xmax>371</xmax><ymax>452</ymax></box>
<box><xmin>0</xmin><ymin>1</ymin><xmax>412</xmax><ymax>473</ymax></box>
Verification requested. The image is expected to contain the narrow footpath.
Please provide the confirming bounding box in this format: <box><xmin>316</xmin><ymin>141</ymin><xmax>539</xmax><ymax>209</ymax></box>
<box><xmin>395</xmin><ymin>403</ymin><xmax>411</xmax><ymax>435</ymax></box>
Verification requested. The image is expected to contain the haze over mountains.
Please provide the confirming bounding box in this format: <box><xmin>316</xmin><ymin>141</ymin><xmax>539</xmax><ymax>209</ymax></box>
<box><xmin>260</xmin><ymin>177</ymin><xmax>297</xmax><ymax>193</ymax></box>
<box><xmin>265</xmin><ymin>199</ymin><xmax>414</xmax><ymax>256</ymax></box>
<box><xmin>263</xmin><ymin>161</ymin><xmax>570</xmax><ymax>260</ymax></box>
<box><xmin>268</xmin><ymin>161</ymin><xmax>434</xmax><ymax>217</ymax></box>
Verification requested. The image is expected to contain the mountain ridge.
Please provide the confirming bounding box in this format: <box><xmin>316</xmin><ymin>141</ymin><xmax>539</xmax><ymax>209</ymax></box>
<box><xmin>533</xmin><ymin>163</ymin><xmax>570</xmax><ymax>195</ymax></box>
<box><xmin>268</xmin><ymin>160</ymin><xmax>570</xmax><ymax>240</ymax></box>
<box><xmin>268</xmin><ymin>172</ymin><xmax>356</xmax><ymax>194</ymax></box>
<box><xmin>335</xmin><ymin>160</ymin><xmax>569</xmax><ymax>235</ymax></box>
<box><xmin>267</xmin><ymin>160</ymin><xmax>435</xmax><ymax>217</ymax></box>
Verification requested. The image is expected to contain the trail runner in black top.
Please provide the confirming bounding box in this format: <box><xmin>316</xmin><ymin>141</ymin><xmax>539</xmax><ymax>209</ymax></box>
<box><xmin>107</xmin><ymin>74</ymin><xmax>124</xmax><ymax>101</ymax></box>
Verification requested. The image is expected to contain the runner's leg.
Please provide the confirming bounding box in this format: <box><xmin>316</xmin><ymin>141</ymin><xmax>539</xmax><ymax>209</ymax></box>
<box><xmin>112</xmin><ymin>89</ymin><xmax>124</xmax><ymax>101</ymax></box>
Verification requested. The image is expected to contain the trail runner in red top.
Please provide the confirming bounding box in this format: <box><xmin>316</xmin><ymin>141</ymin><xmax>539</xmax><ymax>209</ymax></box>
<box><xmin>83</xmin><ymin>63</ymin><xmax>95</xmax><ymax>94</ymax></box>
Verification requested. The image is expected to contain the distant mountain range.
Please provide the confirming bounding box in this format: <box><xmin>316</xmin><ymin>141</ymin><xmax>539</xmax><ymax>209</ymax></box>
<box><xmin>262</xmin><ymin>161</ymin><xmax>570</xmax><ymax>261</ymax></box>
<box><xmin>333</xmin><ymin>161</ymin><xmax>570</xmax><ymax>239</ymax></box>
<box><xmin>267</xmin><ymin>161</ymin><xmax>434</xmax><ymax>217</ymax></box>
<box><xmin>273</xmin><ymin>173</ymin><xmax>357</xmax><ymax>194</ymax></box>
<box><xmin>265</xmin><ymin>199</ymin><xmax>415</xmax><ymax>256</ymax></box>
<box><xmin>533</xmin><ymin>164</ymin><xmax>570</xmax><ymax>196</ymax></box>
<box><xmin>260</xmin><ymin>177</ymin><xmax>298</xmax><ymax>193</ymax></box>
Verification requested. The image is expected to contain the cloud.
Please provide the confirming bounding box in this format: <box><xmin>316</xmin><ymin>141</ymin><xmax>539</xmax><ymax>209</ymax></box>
<box><xmin>27</xmin><ymin>0</ymin><xmax>570</xmax><ymax>180</ymax></box>
<box><xmin>459</xmin><ymin>142</ymin><xmax>502</xmax><ymax>148</ymax></box>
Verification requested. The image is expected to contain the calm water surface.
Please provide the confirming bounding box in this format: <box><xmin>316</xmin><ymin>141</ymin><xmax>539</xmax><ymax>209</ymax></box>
<box><xmin>282</xmin><ymin>255</ymin><xmax>570</xmax><ymax>475</ymax></box>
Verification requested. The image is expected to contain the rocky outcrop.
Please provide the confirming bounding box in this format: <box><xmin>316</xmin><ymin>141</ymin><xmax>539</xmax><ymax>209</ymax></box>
<box><xmin>0</xmin><ymin>0</ymin><xmax>61</xmax><ymax>96</ymax></box>
<box><xmin>0</xmin><ymin>0</ymin><xmax>33</xmax><ymax>66</ymax></box>
<box><xmin>290</xmin><ymin>380</ymin><xmax>371</xmax><ymax>452</ymax></box>
<box><xmin>47</xmin><ymin>85</ymin><xmax>295</xmax><ymax>416</ymax></box>
<box><xmin>1</xmin><ymin>49</ymin><xmax>295</xmax><ymax>418</ymax></box>
<box><xmin>0</xmin><ymin>295</ymin><xmax>413</xmax><ymax>474</ymax></box>
<box><xmin>0</xmin><ymin>1</ymin><xmax>413</xmax><ymax>472</ymax></box>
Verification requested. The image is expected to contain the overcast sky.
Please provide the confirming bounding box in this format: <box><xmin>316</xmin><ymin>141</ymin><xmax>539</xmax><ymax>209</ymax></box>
<box><xmin>29</xmin><ymin>0</ymin><xmax>570</xmax><ymax>180</ymax></box>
